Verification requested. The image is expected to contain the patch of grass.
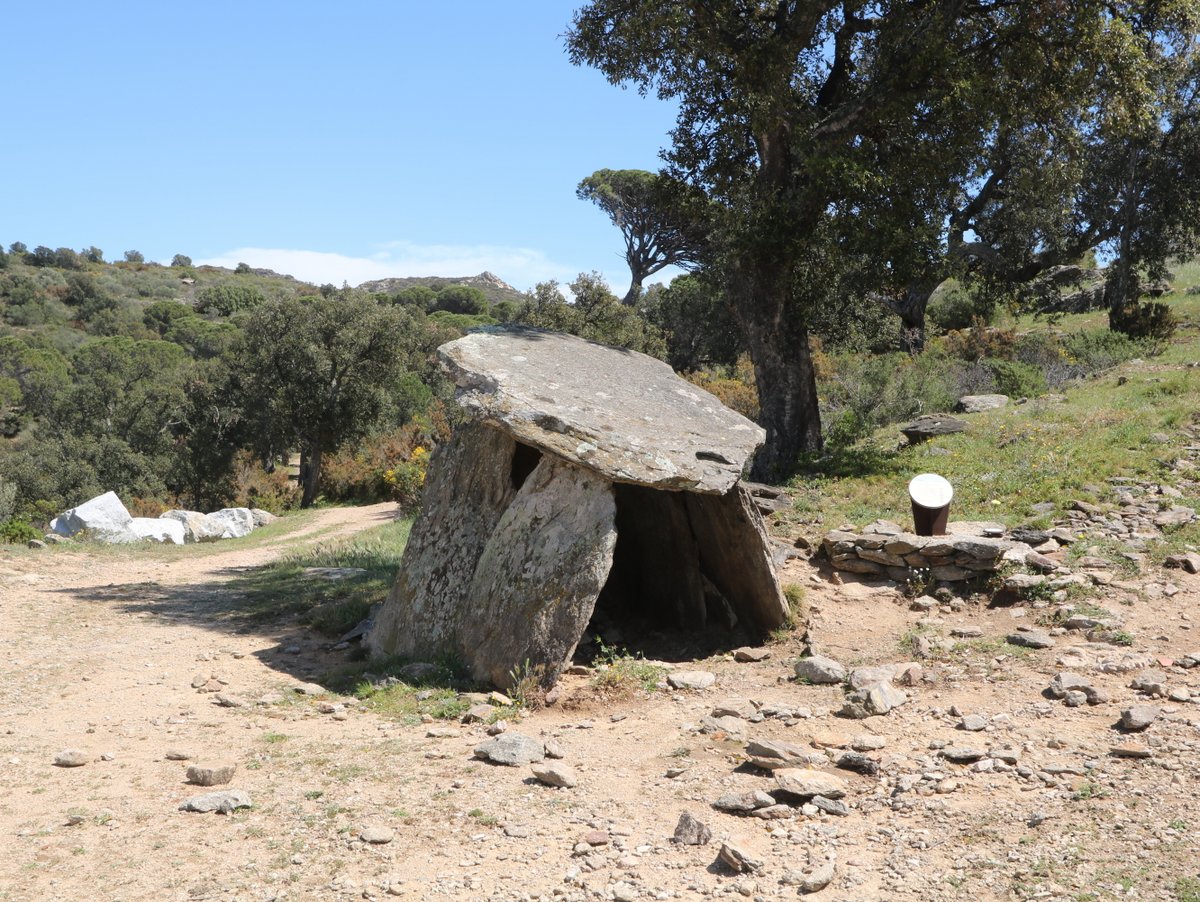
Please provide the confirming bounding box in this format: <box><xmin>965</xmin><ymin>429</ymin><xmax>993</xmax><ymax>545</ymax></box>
<box><xmin>221</xmin><ymin>519</ymin><xmax>412</xmax><ymax>633</ymax></box>
<box><xmin>467</xmin><ymin>808</ymin><xmax>499</xmax><ymax>827</ymax></box>
<box><xmin>589</xmin><ymin>639</ymin><xmax>667</xmax><ymax>696</ymax></box>
<box><xmin>1177</xmin><ymin>878</ymin><xmax>1200</xmax><ymax>902</ymax></box>
<box><xmin>346</xmin><ymin>655</ymin><xmax>477</xmax><ymax>725</ymax></box>
<box><xmin>262</xmin><ymin>732</ymin><xmax>289</xmax><ymax>744</ymax></box>
<box><xmin>788</xmin><ymin>342</ymin><xmax>1199</xmax><ymax>533</ymax></box>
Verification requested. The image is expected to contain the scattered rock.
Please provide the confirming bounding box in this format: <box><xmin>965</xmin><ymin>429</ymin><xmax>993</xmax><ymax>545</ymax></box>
<box><xmin>360</xmin><ymin>826</ymin><xmax>394</xmax><ymax>844</ymax></box>
<box><xmin>745</xmin><ymin>739</ymin><xmax>822</xmax><ymax>770</ymax></box>
<box><xmin>473</xmin><ymin>734</ymin><xmax>545</xmax><ymax>766</ymax></box>
<box><xmin>1110</xmin><ymin>743</ymin><xmax>1153</xmax><ymax>759</ymax></box>
<box><xmin>733</xmin><ymin>646</ymin><xmax>771</xmax><ymax>662</ymax></box>
<box><xmin>1007</xmin><ymin>630</ymin><xmax>1055</xmax><ymax>650</ymax></box>
<box><xmin>1164</xmin><ymin>552</ymin><xmax>1200</xmax><ymax>574</ymax></box>
<box><xmin>179</xmin><ymin>790</ymin><xmax>252</xmax><ymax>813</ymax></box>
<box><xmin>959</xmin><ymin>714</ymin><xmax>988</xmax><ymax>732</ymax></box>
<box><xmin>794</xmin><ymin>656</ymin><xmax>846</xmax><ymax>685</ymax></box>
<box><xmin>957</xmin><ymin>394</ymin><xmax>1009</xmax><ymax>413</ymax></box>
<box><xmin>900</xmin><ymin>415</ymin><xmax>967</xmax><ymax>443</ymax></box>
<box><xmin>164</xmin><ymin>749</ymin><xmax>196</xmax><ymax>761</ymax></box>
<box><xmin>1119</xmin><ymin>705</ymin><xmax>1159</xmax><ymax>732</ymax></box>
<box><xmin>941</xmin><ymin>746</ymin><xmax>987</xmax><ymax>764</ymax></box>
<box><xmin>718</xmin><ymin>842</ymin><xmax>764</xmax><ymax>874</ymax></box>
<box><xmin>53</xmin><ymin>749</ymin><xmax>88</xmax><ymax>768</ymax></box>
<box><xmin>667</xmin><ymin>671</ymin><xmax>716</xmax><ymax>691</ymax></box>
<box><xmin>530</xmin><ymin>762</ymin><xmax>578</xmax><ymax>788</ymax></box>
<box><xmin>840</xmin><ymin>681</ymin><xmax>907</xmax><ymax>718</ymax></box>
<box><xmin>773</xmin><ymin>768</ymin><xmax>848</xmax><ymax>800</ymax></box>
<box><xmin>713</xmin><ymin>791</ymin><xmax>776</xmax><ymax>813</ymax></box>
<box><xmin>673</xmin><ymin>812</ymin><xmax>712</xmax><ymax>845</ymax></box>
<box><xmin>186</xmin><ymin>763</ymin><xmax>237</xmax><ymax>787</ymax></box>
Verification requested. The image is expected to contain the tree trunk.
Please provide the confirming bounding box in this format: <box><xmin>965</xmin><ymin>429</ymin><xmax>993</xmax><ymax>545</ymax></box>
<box><xmin>894</xmin><ymin>283</ymin><xmax>938</xmax><ymax>354</ymax></box>
<box><xmin>622</xmin><ymin>273</ymin><xmax>645</xmax><ymax>306</ymax></box>
<box><xmin>300</xmin><ymin>440</ymin><xmax>323</xmax><ymax>508</ymax></box>
<box><xmin>1107</xmin><ymin>148</ymin><xmax>1141</xmax><ymax>331</ymax></box>
<box><xmin>740</xmin><ymin>295</ymin><xmax>823</xmax><ymax>482</ymax></box>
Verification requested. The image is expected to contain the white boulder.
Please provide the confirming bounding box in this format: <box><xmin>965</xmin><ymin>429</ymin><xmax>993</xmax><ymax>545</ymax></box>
<box><xmin>160</xmin><ymin>510</ymin><xmax>225</xmax><ymax>543</ymax></box>
<box><xmin>250</xmin><ymin>508</ymin><xmax>277</xmax><ymax>528</ymax></box>
<box><xmin>207</xmin><ymin>508</ymin><xmax>256</xmax><ymax>539</ymax></box>
<box><xmin>50</xmin><ymin>492</ymin><xmax>136</xmax><ymax>542</ymax></box>
<box><xmin>130</xmin><ymin>517</ymin><xmax>186</xmax><ymax>545</ymax></box>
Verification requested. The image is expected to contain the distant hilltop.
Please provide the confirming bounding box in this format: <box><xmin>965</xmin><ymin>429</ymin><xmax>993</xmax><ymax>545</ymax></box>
<box><xmin>357</xmin><ymin>271</ymin><xmax>525</xmax><ymax>306</ymax></box>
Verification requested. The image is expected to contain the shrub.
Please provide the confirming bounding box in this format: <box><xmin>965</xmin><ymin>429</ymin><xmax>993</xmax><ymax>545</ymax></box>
<box><xmin>0</xmin><ymin>517</ymin><xmax>39</xmax><ymax>544</ymax></box>
<box><xmin>927</xmin><ymin>282</ymin><xmax>982</xmax><ymax>333</ymax></box>
<box><xmin>320</xmin><ymin>422</ymin><xmax>441</xmax><ymax>509</ymax></box>
<box><xmin>1110</xmin><ymin>300</ymin><xmax>1177</xmax><ymax>341</ymax></box>
<box><xmin>1061</xmin><ymin>329</ymin><xmax>1146</xmax><ymax>373</ymax></box>
<box><xmin>195</xmin><ymin>283</ymin><xmax>266</xmax><ymax>316</ymax></box>
<box><xmin>983</xmin><ymin>358</ymin><xmax>1047</xmax><ymax>398</ymax></box>
<box><xmin>170</xmin><ymin>254</ymin><xmax>192</xmax><ymax>267</ymax></box>
<box><xmin>229</xmin><ymin>451</ymin><xmax>300</xmax><ymax>512</ymax></box>
<box><xmin>685</xmin><ymin>356</ymin><xmax>759</xmax><ymax>421</ymax></box>
<box><xmin>942</xmin><ymin>318</ymin><xmax>1019</xmax><ymax>361</ymax></box>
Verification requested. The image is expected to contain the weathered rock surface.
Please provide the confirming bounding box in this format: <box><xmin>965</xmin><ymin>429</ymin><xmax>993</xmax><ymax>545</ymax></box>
<box><xmin>129</xmin><ymin>517</ymin><xmax>186</xmax><ymax>545</ymax></box>
<box><xmin>957</xmin><ymin>394</ymin><xmax>1009</xmax><ymax>413</ymax></box>
<box><xmin>459</xmin><ymin>457</ymin><xmax>617</xmax><ymax>689</ymax></box>
<box><xmin>179</xmin><ymin>790</ymin><xmax>252</xmax><ymax>813</ymax></box>
<box><xmin>530</xmin><ymin>762</ymin><xmax>578</xmax><ymax>788</ymax></box>
<box><xmin>668</xmin><ymin>670</ymin><xmax>716</xmax><ymax>691</ymax></box>
<box><xmin>673</xmin><ymin>812</ymin><xmax>712</xmax><ymax>845</ymax></box>
<box><xmin>367</xmin><ymin>423</ymin><xmax>518</xmax><ymax>665</ymax></box>
<box><xmin>206</xmin><ymin>508</ymin><xmax>257</xmax><ymax>539</ymax></box>
<box><xmin>473</xmin><ymin>733</ymin><xmax>546</xmax><ymax>766</ymax></box>
<box><xmin>159</xmin><ymin>510</ymin><xmax>225</xmax><ymax>543</ymax></box>
<box><xmin>440</xmin><ymin>328</ymin><xmax>763</xmax><ymax>493</ymax></box>
<box><xmin>900</xmin><ymin>415</ymin><xmax>967</xmax><ymax>443</ymax></box>
<box><xmin>774</xmin><ymin>768</ymin><xmax>848</xmax><ymax>800</ymax></box>
<box><xmin>54</xmin><ymin>749</ymin><xmax>89</xmax><ymax>767</ymax></box>
<box><xmin>794</xmin><ymin>655</ymin><xmax>846</xmax><ymax>685</ymax></box>
<box><xmin>745</xmin><ymin>739</ymin><xmax>823</xmax><ymax>770</ymax></box>
<box><xmin>50</xmin><ymin>491</ymin><xmax>135</xmax><ymax>542</ymax></box>
<box><xmin>186</xmin><ymin>763</ymin><xmax>237</xmax><ymax>787</ymax></box>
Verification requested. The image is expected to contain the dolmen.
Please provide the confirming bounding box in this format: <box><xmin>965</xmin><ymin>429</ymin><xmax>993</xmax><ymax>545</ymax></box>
<box><xmin>367</xmin><ymin>328</ymin><xmax>791</xmax><ymax>691</ymax></box>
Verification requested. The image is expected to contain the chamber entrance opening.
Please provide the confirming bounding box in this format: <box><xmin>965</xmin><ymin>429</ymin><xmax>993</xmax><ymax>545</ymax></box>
<box><xmin>579</xmin><ymin>483</ymin><xmax>753</xmax><ymax>664</ymax></box>
<box><xmin>510</xmin><ymin>441</ymin><xmax>542</xmax><ymax>490</ymax></box>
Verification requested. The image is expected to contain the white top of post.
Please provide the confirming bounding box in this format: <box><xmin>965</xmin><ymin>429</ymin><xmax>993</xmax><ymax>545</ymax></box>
<box><xmin>909</xmin><ymin>473</ymin><xmax>953</xmax><ymax>509</ymax></box>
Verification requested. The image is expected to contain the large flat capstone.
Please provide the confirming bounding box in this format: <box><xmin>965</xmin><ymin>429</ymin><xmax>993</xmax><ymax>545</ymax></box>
<box><xmin>440</xmin><ymin>328</ymin><xmax>764</xmax><ymax>494</ymax></box>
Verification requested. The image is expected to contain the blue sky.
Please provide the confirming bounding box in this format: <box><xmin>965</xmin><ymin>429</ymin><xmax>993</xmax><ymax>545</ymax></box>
<box><xmin>2</xmin><ymin>2</ymin><xmax>681</xmax><ymax>292</ymax></box>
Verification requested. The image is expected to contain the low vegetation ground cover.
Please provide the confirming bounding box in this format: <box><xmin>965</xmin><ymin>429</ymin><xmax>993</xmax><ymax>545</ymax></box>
<box><xmin>227</xmin><ymin>518</ymin><xmax>412</xmax><ymax>636</ymax></box>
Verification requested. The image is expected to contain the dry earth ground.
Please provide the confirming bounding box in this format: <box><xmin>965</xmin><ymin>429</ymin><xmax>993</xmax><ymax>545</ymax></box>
<box><xmin>2</xmin><ymin>503</ymin><xmax>1200</xmax><ymax>902</ymax></box>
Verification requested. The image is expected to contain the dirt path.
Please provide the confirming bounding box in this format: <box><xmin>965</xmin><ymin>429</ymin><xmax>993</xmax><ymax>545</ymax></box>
<box><xmin>1</xmin><ymin>506</ymin><xmax>1200</xmax><ymax>902</ymax></box>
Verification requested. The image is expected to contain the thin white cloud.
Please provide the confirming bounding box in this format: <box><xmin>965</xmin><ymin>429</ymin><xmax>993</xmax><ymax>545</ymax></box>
<box><xmin>193</xmin><ymin>242</ymin><xmax>585</xmax><ymax>293</ymax></box>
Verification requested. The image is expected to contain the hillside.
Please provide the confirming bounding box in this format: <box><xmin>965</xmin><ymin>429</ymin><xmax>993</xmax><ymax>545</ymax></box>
<box><xmin>357</xmin><ymin>271</ymin><xmax>526</xmax><ymax>306</ymax></box>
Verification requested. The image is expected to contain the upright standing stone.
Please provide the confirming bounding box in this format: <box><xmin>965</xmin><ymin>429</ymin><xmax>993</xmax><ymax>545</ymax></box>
<box><xmin>367</xmin><ymin>422</ymin><xmax>516</xmax><ymax>662</ymax></box>
<box><xmin>460</xmin><ymin>457</ymin><xmax>617</xmax><ymax>689</ymax></box>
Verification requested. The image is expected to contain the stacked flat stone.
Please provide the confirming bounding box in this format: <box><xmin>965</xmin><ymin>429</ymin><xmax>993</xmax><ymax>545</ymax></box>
<box><xmin>824</xmin><ymin>526</ymin><xmax>1026</xmax><ymax>582</ymax></box>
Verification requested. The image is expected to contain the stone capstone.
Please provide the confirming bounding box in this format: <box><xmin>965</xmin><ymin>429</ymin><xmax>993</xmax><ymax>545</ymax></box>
<box><xmin>439</xmin><ymin>328</ymin><xmax>763</xmax><ymax>493</ymax></box>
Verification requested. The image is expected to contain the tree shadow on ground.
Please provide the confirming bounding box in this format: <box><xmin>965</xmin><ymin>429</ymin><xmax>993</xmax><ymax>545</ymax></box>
<box><xmin>48</xmin><ymin>561</ymin><xmax>395</xmax><ymax>688</ymax></box>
